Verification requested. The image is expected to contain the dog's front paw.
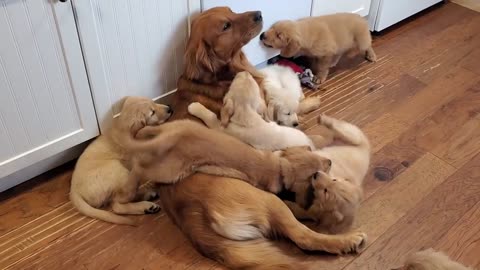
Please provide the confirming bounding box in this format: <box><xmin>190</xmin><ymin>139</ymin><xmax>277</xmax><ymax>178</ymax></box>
<box><xmin>188</xmin><ymin>102</ymin><xmax>205</xmax><ymax>116</ymax></box>
<box><xmin>339</xmin><ymin>231</ymin><xmax>367</xmax><ymax>254</ymax></box>
<box><xmin>144</xmin><ymin>202</ymin><xmax>161</xmax><ymax>214</ymax></box>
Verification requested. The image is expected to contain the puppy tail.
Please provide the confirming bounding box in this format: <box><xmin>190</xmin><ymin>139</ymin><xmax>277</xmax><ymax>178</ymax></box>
<box><xmin>70</xmin><ymin>191</ymin><xmax>136</xmax><ymax>226</ymax></box>
<box><xmin>318</xmin><ymin>115</ymin><xmax>370</xmax><ymax>150</ymax></box>
<box><xmin>396</xmin><ymin>248</ymin><xmax>473</xmax><ymax>270</ymax></box>
<box><xmin>215</xmin><ymin>238</ymin><xmax>306</xmax><ymax>270</ymax></box>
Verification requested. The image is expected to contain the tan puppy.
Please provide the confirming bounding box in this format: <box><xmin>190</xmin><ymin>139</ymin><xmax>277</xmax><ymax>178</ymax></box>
<box><xmin>70</xmin><ymin>96</ymin><xmax>172</xmax><ymax>225</ymax></box>
<box><xmin>393</xmin><ymin>249</ymin><xmax>474</xmax><ymax>270</ymax></box>
<box><xmin>260</xmin><ymin>13</ymin><xmax>376</xmax><ymax>83</ymax></box>
<box><xmin>127</xmin><ymin>119</ymin><xmax>331</xmax><ymax>194</ymax></box>
<box><xmin>285</xmin><ymin>115</ymin><xmax>370</xmax><ymax>233</ymax></box>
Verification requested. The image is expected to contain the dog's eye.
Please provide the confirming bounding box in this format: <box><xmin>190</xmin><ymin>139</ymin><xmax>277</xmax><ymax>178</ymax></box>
<box><xmin>332</xmin><ymin>179</ymin><xmax>337</xmax><ymax>182</ymax></box>
<box><xmin>312</xmin><ymin>172</ymin><xmax>319</xmax><ymax>180</ymax></box>
<box><xmin>287</xmin><ymin>112</ymin><xmax>291</xmax><ymax>116</ymax></box>
<box><xmin>222</xmin><ymin>22</ymin><xmax>231</xmax><ymax>31</ymax></box>
<box><xmin>324</xmin><ymin>188</ymin><xmax>328</xmax><ymax>193</ymax></box>
<box><xmin>150</xmin><ymin>110</ymin><xmax>155</xmax><ymax>116</ymax></box>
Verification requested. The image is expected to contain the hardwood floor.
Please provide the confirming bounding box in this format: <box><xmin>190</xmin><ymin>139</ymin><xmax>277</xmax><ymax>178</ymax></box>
<box><xmin>1</xmin><ymin>3</ymin><xmax>479</xmax><ymax>269</ymax></box>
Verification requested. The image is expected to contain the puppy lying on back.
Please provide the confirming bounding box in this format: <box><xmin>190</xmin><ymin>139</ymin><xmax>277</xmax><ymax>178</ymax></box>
<box><xmin>260</xmin><ymin>13</ymin><xmax>376</xmax><ymax>84</ymax></box>
<box><xmin>128</xmin><ymin>117</ymin><xmax>332</xmax><ymax>194</ymax></box>
<box><xmin>394</xmin><ymin>249</ymin><xmax>474</xmax><ymax>270</ymax></box>
<box><xmin>285</xmin><ymin>114</ymin><xmax>370</xmax><ymax>233</ymax></box>
<box><xmin>70</xmin><ymin>96</ymin><xmax>172</xmax><ymax>225</ymax></box>
<box><xmin>188</xmin><ymin>71</ymin><xmax>331</xmax><ymax>151</ymax></box>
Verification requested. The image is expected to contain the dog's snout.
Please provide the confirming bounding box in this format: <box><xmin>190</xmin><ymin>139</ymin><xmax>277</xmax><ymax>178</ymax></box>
<box><xmin>260</xmin><ymin>32</ymin><xmax>265</xmax><ymax>40</ymax></box>
<box><xmin>292</xmin><ymin>122</ymin><xmax>299</xmax><ymax>127</ymax></box>
<box><xmin>253</xmin><ymin>11</ymin><xmax>262</xmax><ymax>23</ymax></box>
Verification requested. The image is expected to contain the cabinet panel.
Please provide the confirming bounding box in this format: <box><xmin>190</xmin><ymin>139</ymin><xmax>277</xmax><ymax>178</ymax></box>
<box><xmin>0</xmin><ymin>0</ymin><xmax>98</xmax><ymax>181</ymax></box>
<box><xmin>74</xmin><ymin>0</ymin><xmax>191</xmax><ymax>131</ymax></box>
<box><xmin>312</xmin><ymin>0</ymin><xmax>372</xmax><ymax>17</ymax></box>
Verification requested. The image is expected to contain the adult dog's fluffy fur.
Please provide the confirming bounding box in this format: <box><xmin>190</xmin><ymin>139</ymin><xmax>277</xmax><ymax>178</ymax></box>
<box><xmin>285</xmin><ymin>115</ymin><xmax>370</xmax><ymax>234</ymax></box>
<box><xmin>188</xmin><ymin>71</ymin><xmax>319</xmax><ymax>151</ymax></box>
<box><xmin>394</xmin><ymin>249</ymin><xmax>474</xmax><ymax>270</ymax></box>
<box><xmin>154</xmin><ymin>7</ymin><xmax>368</xmax><ymax>269</ymax></box>
<box><xmin>260</xmin><ymin>13</ymin><xmax>376</xmax><ymax>83</ymax></box>
<box><xmin>70</xmin><ymin>97</ymin><xmax>172</xmax><ymax>225</ymax></box>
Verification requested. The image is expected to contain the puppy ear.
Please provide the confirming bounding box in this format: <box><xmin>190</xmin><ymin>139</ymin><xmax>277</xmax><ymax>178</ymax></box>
<box><xmin>266</xmin><ymin>102</ymin><xmax>276</xmax><ymax>121</ymax></box>
<box><xmin>281</xmin><ymin>37</ymin><xmax>301</xmax><ymax>58</ymax></box>
<box><xmin>220</xmin><ymin>98</ymin><xmax>234</xmax><ymax>127</ymax></box>
<box><xmin>333</xmin><ymin>210</ymin><xmax>345</xmax><ymax>222</ymax></box>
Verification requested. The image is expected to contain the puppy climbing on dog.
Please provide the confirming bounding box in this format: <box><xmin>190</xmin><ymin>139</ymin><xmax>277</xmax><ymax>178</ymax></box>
<box><xmin>261</xmin><ymin>13</ymin><xmax>376</xmax><ymax>84</ymax></box>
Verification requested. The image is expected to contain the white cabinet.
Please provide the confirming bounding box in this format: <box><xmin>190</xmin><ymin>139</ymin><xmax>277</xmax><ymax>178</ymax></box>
<box><xmin>0</xmin><ymin>0</ymin><xmax>98</xmax><ymax>189</ymax></box>
<box><xmin>73</xmin><ymin>0</ymin><xmax>191</xmax><ymax>132</ymax></box>
<box><xmin>312</xmin><ymin>0</ymin><xmax>372</xmax><ymax>17</ymax></box>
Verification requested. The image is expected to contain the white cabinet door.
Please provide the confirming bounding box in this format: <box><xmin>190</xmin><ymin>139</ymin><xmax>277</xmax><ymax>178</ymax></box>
<box><xmin>73</xmin><ymin>0</ymin><xmax>191</xmax><ymax>132</ymax></box>
<box><xmin>202</xmin><ymin>0</ymin><xmax>312</xmax><ymax>66</ymax></box>
<box><xmin>0</xmin><ymin>0</ymin><xmax>98</xmax><ymax>182</ymax></box>
<box><xmin>312</xmin><ymin>0</ymin><xmax>372</xmax><ymax>17</ymax></box>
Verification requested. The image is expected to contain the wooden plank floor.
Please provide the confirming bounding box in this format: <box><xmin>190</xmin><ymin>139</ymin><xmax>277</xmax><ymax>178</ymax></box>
<box><xmin>1</xmin><ymin>3</ymin><xmax>479</xmax><ymax>269</ymax></box>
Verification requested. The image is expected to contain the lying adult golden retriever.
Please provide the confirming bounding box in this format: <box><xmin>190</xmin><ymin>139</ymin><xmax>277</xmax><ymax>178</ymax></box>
<box><xmin>154</xmin><ymin>7</ymin><xmax>367</xmax><ymax>269</ymax></box>
<box><xmin>260</xmin><ymin>13</ymin><xmax>376</xmax><ymax>84</ymax></box>
<box><xmin>70</xmin><ymin>97</ymin><xmax>171</xmax><ymax>225</ymax></box>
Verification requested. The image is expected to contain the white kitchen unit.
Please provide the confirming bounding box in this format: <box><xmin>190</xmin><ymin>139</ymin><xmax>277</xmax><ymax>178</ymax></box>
<box><xmin>0</xmin><ymin>0</ymin><xmax>98</xmax><ymax>191</ymax></box>
<box><xmin>368</xmin><ymin>0</ymin><xmax>443</xmax><ymax>31</ymax></box>
<box><xmin>311</xmin><ymin>0</ymin><xmax>372</xmax><ymax>17</ymax></box>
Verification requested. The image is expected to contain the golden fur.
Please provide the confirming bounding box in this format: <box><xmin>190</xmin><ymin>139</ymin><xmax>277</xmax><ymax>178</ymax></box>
<box><xmin>69</xmin><ymin>96</ymin><xmax>172</xmax><ymax>225</ymax></box>
<box><xmin>285</xmin><ymin>115</ymin><xmax>370</xmax><ymax>234</ymax></box>
<box><xmin>152</xmin><ymin>7</ymin><xmax>369</xmax><ymax>269</ymax></box>
<box><xmin>260</xmin><ymin>13</ymin><xmax>376</xmax><ymax>83</ymax></box>
<box><xmin>394</xmin><ymin>249</ymin><xmax>474</xmax><ymax>270</ymax></box>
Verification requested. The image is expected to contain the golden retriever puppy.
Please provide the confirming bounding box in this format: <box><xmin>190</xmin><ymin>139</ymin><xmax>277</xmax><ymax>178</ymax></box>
<box><xmin>284</xmin><ymin>115</ymin><xmax>370</xmax><ymax>233</ymax></box>
<box><xmin>187</xmin><ymin>71</ymin><xmax>332</xmax><ymax>151</ymax></box>
<box><xmin>393</xmin><ymin>249</ymin><xmax>474</xmax><ymax>270</ymax></box>
<box><xmin>127</xmin><ymin>119</ymin><xmax>332</xmax><ymax>194</ymax></box>
<box><xmin>70</xmin><ymin>96</ymin><xmax>172</xmax><ymax>225</ymax></box>
<box><xmin>260</xmin><ymin>13</ymin><xmax>376</xmax><ymax>83</ymax></box>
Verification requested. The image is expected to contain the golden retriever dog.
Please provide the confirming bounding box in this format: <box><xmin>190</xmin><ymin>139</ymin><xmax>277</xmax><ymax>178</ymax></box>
<box><xmin>188</xmin><ymin>71</ymin><xmax>331</xmax><ymax>151</ymax></box>
<box><xmin>260</xmin><ymin>13</ymin><xmax>376</xmax><ymax>84</ymax></box>
<box><xmin>70</xmin><ymin>97</ymin><xmax>172</xmax><ymax>225</ymax></box>
<box><xmin>154</xmin><ymin>7</ymin><xmax>367</xmax><ymax>269</ymax></box>
<box><xmin>285</xmin><ymin>115</ymin><xmax>370</xmax><ymax>234</ymax></box>
<box><xmin>393</xmin><ymin>249</ymin><xmax>474</xmax><ymax>270</ymax></box>
<box><xmin>125</xmin><ymin>119</ymin><xmax>331</xmax><ymax>194</ymax></box>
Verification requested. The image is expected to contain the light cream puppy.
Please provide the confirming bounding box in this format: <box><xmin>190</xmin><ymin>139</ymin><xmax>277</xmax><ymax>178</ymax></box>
<box><xmin>188</xmin><ymin>71</ymin><xmax>318</xmax><ymax>151</ymax></box>
<box><xmin>261</xmin><ymin>13</ymin><xmax>376</xmax><ymax>83</ymax></box>
<box><xmin>70</xmin><ymin>97</ymin><xmax>172</xmax><ymax>225</ymax></box>
<box><xmin>286</xmin><ymin>115</ymin><xmax>370</xmax><ymax>233</ymax></box>
<box><xmin>394</xmin><ymin>249</ymin><xmax>474</xmax><ymax>270</ymax></box>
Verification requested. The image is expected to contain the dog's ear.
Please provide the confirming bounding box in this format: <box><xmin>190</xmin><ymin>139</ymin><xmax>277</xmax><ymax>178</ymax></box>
<box><xmin>332</xmin><ymin>210</ymin><xmax>345</xmax><ymax>222</ymax></box>
<box><xmin>184</xmin><ymin>37</ymin><xmax>215</xmax><ymax>80</ymax></box>
<box><xmin>220</xmin><ymin>98</ymin><xmax>234</xmax><ymax>127</ymax></box>
<box><xmin>266</xmin><ymin>101</ymin><xmax>277</xmax><ymax>121</ymax></box>
<box><xmin>281</xmin><ymin>37</ymin><xmax>301</xmax><ymax>58</ymax></box>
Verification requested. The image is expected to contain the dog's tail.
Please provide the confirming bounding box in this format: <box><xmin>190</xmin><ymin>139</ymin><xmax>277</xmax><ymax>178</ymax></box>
<box><xmin>70</xmin><ymin>191</ymin><xmax>136</xmax><ymax>226</ymax></box>
<box><xmin>318</xmin><ymin>115</ymin><xmax>370</xmax><ymax>150</ymax></box>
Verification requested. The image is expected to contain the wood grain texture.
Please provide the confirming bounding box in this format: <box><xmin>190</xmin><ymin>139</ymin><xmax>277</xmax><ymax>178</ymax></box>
<box><xmin>0</xmin><ymin>2</ymin><xmax>479</xmax><ymax>270</ymax></box>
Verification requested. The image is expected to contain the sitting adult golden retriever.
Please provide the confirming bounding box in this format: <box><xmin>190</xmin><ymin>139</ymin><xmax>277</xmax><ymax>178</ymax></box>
<box><xmin>70</xmin><ymin>97</ymin><xmax>172</xmax><ymax>225</ymax></box>
<box><xmin>154</xmin><ymin>7</ymin><xmax>367</xmax><ymax>269</ymax></box>
<box><xmin>260</xmin><ymin>13</ymin><xmax>376</xmax><ymax>84</ymax></box>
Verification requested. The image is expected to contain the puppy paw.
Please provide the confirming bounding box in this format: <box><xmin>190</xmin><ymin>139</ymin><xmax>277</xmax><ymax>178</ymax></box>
<box><xmin>188</xmin><ymin>102</ymin><xmax>206</xmax><ymax>116</ymax></box>
<box><xmin>143</xmin><ymin>191</ymin><xmax>159</xmax><ymax>201</ymax></box>
<box><xmin>365</xmin><ymin>49</ymin><xmax>377</xmax><ymax>62</ymax></box>
<box><xmin>340</xmin><ymin>231</ymin><xmax>367</xmax><ymax>254</ymax></box>
<box><xmin>144</xmin><ymin>202</ymin><xmax>161</xmax><ymax>214</ymax></box>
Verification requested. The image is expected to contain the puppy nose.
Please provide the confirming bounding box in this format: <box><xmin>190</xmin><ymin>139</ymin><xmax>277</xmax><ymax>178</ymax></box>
<box><xmin>167</xmin><ymin>106</ymin><xmax>173</xmax><ymax>114</ymax></box>
<box><xmin>260</xmin><ymin>32</ymin><xmax>265</xmax><ymax>40</ymax></box>
<box><xmin>292</xmin><ymin>122</ymin><xmax>299</xmax><ymax>127</ymax></box>
<box><xmin>253</xmin><ymin>11</ymin><xmax>262</xmax><ymax>22</ymax></box>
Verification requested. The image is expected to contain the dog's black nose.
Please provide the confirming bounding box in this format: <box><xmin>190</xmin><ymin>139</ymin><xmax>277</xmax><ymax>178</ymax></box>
<box><xmin>167</xmin><ymin>106</ymin><xmax>173</xmax><ymax>114</ymax></box>
<box><xmin>292</xmin><ymin>122</ymin><xmax>299</xmax><ymax>127</ymax></box>
<box><xmin>260</xmin><ymin>32</ymin><xmax>265</xmax><ymax>40</ymax></box>
<box><xmin>253</xmin><ymin>11</ymin><xmax>262</xmax><ymax>22</ymax></box>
